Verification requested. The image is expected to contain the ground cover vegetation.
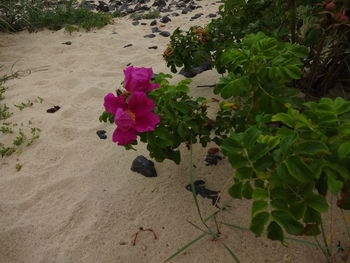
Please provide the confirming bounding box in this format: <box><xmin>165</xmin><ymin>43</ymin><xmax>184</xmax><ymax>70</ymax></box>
<box><xmin>0</xmin><ymin>0</ymin><xmax>113</xmax><ymax>32</ymax></box>
<box><xmin>101</xmin><ymin>0</ymin><xmax>350</xmax><ymax>261</ymax></box>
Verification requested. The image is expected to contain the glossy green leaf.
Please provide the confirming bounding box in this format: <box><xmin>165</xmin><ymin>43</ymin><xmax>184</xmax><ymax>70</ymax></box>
<box><xmin>271</xmin><ymin>210</ymin><xmax>304</xmax><ymax>235</ymax></box>
<box><xmin>267</xmin><ymin>221</ymin><xmax>284</xmax><ymax>241</ymax></box>
<box><xmin>250</xmin><ymin>212</ymin><xmax>269</xmax><ymax>237</ymax></box>
<box><xmin>338</xmin><ymin>143</ymin><xmax>350</xmax><ymax>159</ymax></box>
<box><xmin>252</xmin><ymin>200</ymin><xmax>268</xmax><ymax>217</ymax></box>
<box><xmin>284</xmin><ymin>156</ymin><xmax>314</xmax><ymax>183</ymax></box>
<box><xmin>295</xmin><ymin>140</ymin><xmax>329</xmax><ymax>155</ymax></box>
<box><xmin>306</xmin><ymin>194</ymin><xmax>329</xmax><ymax>213</ymax></box>
<box><xmin>252</xmin><ymin>188</ymin><xmax>268</xmax><ymax>199</ymax></box>
<box><xmin>228</xmin><ymin>182</ymin><xmax>243</xmax><ymax>199</ymax></box>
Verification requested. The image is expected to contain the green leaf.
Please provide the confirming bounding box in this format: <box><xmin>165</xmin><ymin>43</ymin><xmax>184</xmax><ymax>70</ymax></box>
<box><xmin>236</xmin><ymin>167</ymin><xmax>253</xmax><ymax>180</ymax></box>
<box><xmin>295</xmin><ymin>140</ymin><xmax>329</xmax><ymax>155</ymax></box>
<box><xmin>282</xmin><ymin>65</ymin><xmax>302</xmax><ymax>80</ymax></box>
<box><xmin>243</xmin><ymin>127</ymin><xmax>261</xmax><ymax>150</ymax></box>
<box><xmin>326</xmin><ymin>170</ymin><xmax>343</xmax><ymax>194</ymax></box>
<box><xmin>289</xmin><ymin>201</ymin><xmax>307</xmax><ymax>220</ymax></box>
<box><xmin>252</xmin><ymin>188</ymin><xmax>268</xmax><ymax>199</ymax></box>
<box><xmin>338</xmin><ymin>143</ymin><xmax>350</xmax><ymax>159</ymax></box>
<box><xmin>303</xmin><ymin>207</ymin><xmax>321</xmax><ymax>224</ymax></box>
<box><xmin>252</xmin><ymin>200</ymin><xmax>268</xmax><ymax>217</ymax></box>
<box><xmin>271</xmin><ymin>210</ymin><xmax>304</xmax><ymax>235</ymax></box>
<box><xmin>228</xmin><ymin>182</ymin><xmax>243</xmax><ymax>199</ymax></box>
<box><xmin>272</xmin><ymin>113</ymin><xmax>294</xmax><ymax>128</ymax></box>
<box><xmin>250</xmin><ymin>143</ymin><xmax>270</xmax><ymax>161</ymax></box>
<box><xmin>242</xmin><ymin>181</ymin><xmax>253</xmax><ymax>199</ymax></box>
<box><xmin>284</xmin><ymin>156</ymin><xmax>314</xmax><ymax>183</ymax></box>
<box><xmin>306</xmin><ymin>194</ymin><xmax>329</xmax><ymax>213</ymax></box>
<box><xmin>267</xmin><ymin>221</ymin><xmax>284</xmax><ymax>241</ymax></box>
<box><xmin>221</xmin><ymin>76</ymin><xmax>251</xmax><ymax>99</ymax></box>
<box><xmin>177</xmin><ymin>122</ymin><xmax>189</xmax><ymax>138</ymax></box>
<box><xmin>250</xmin><ymin>212</ymin><xmax>269</xmax><ymax>237</ymax></box>
<box><xmin>227</xmin><ymin>153</ymin><xmax>249</xmax><ymax>168</ymax></box>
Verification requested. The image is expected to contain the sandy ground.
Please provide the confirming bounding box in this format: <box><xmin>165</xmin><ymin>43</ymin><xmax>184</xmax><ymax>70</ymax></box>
<box><xmin>0</xmin><ymin>2</ymin><xmax>349</xmax><ymax>263</ymax></box>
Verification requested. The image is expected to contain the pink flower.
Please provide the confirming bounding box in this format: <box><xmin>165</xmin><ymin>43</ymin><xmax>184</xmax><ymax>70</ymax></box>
<box><xmin>335</xmin><ymin>10</ymin><xmax>349</xmax><ymax>23</ymax></box>
<box><xmin>123</xmin><ymin>66</ymin><xmax>159</xmax><ymax>93</ymax></box>
<box><xmin>324</xmin><ymin>1</ymin><xmax>336</xmax><ymax>10</ymax></box>
<box><xmin>103</xmin><ymin>92</ymin><xmax>160</xmax><ymax>145</ymax></box>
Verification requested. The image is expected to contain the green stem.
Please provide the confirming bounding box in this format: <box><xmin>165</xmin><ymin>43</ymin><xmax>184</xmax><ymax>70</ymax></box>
<box><xmin>320</xmin><ymin>219</ymin><xmax>332</xmax><ymax>261</ymax></box>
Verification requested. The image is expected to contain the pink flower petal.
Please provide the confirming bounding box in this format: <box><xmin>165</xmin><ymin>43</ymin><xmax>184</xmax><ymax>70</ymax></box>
<box><xmin>104</xmin><ymin>93</ymin><xmax>126</xmax><ymax>114</ymax></box>
<box><xmin>112</xmin><ymin>126</ymin><xmax>137</xmax><ymax>145</ymax></box>
<box><xmin>114</xmin><ymin>108</ymin><xmax>134</xmax><ymax>129</ymax></box>
<box><xmin>128</xmin><ymin>92</ymin><xmax>155</xmax><ymax>117</ymax></box>
<box><xmin>123</xmin><ymin>66</ymin><xmax>158</xmax><ymax>93</ymax></box>
<box><xmin>134</xmin><ymin>112</ymin><xmax>160</xmax><ymax>132</ymax></box>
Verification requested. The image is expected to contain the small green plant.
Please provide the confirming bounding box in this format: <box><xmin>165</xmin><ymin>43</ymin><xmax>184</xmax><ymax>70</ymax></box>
<box><xmin>0</xmin><ymin>104</ymin><xmax>13</xmax><ymax>120</ymax></box>
<box><xmin>0</xmin><ymin>84</ymin><xmax>7</xmax><ymax>100</ymax></box>
<box><xmin>14</xmin><ymin>100</ymin><xmax>34</xmax><ymax>111</ymax></box>
<box><xmin>64</xmin><ymin>25</ymin><xmax>79</xmax><ymax>34</ymax></box>
<box><xmin>15</xmin><ymin>163</ymin><xmax>22</xmax><ymax>171</ymax></box>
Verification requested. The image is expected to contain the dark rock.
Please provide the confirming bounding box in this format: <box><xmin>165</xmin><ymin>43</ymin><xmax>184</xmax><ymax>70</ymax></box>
<box><xmin>160</xmin><ymin>16</ymin><xmax>171</xmax><ymax>23</ymax></box>
<box><xmin>148</xmin><ymin>45</ymin><xmax>158</xmax><ymax>49</ymax></box>
<box><xmin>131</xmin><ymin>155</ymin><xmax>157</xmax><ymax>177</ymax></box>
<box><xmin>160</xmin><ymin>8</ymin><xmax>172</xmax><ymax>12</ymax></box>
<box><xmin>151</xmin><ymin>27</ymin><xmax>161</xmax><ymax>33</ymax></box>
<box><xmin>141</xmin><ymin>22</ymin><xmax>147</xmax><ymax>25</ymax></box>
<box><xmin>96</xmin><ymin>1</ymin><xmax>109</xmax><ymax>12</ymax></box>
<box><xmin>191</xmin><ymin>13</ymin><xmax>202</xmax><ymax>19</ymax></box>
<box><xmin>152</xmin><ymin>0</ymin><xmax>166</xmax><ymax>7</ymax></box>
<box><xmin>171</xmin><ymin>12</ymin><xmax>179</xmax><ymax>16</ymax></box>
<box><xmin>179</xmin><ymin>60</ymin><xmax>211</xmax><ymax>78</ymax></box>
<box><xmin>96</xmin><ymin>130</ymin><xmax>107</xmax><ymax>139</ymax></box>
<box><xmin>123</xmin><ymin>43</ymin><xmax>133</xmax><ymax>48</ymax></box>
<box><xmin>132</xmin><ymin>21</ymin><xmax>139</xmax><ymax>25</ymax></box>
<box><xmin>47</xmin><ymin>105</ymin><xmax>60</xmax><ymax>113</ymax></box>
<box><xmin>204</xmin><ymin>154</ymin><xmax>223</xmax><ymax>166</ymax></box>
<box><xmin>150</xmin><ymin>20</ymin><xmax>157</xmax><ymax>26</ymax></box>
<box><xmin>208</xmin><ymin>13</ymin><xmax>216</xmax><ymax>17</ymax></box>
<box><xmin>159</xmin><ymin>31</ymin><xmax>170</xmax><ymax>37</ymax></box>
<box><xmin>175</xmin><ymin>2</ymin><xmax>186</xmax><ymax>7</ymax></box>
<box><xmin>62</xmin><ymin>41</ymin><xmax>72</xmax><ymax>45</ymax></box>
<box><xmin>111</xmin><ymin>31</ymin><xmax>118</xmax><ymax>34</ymax></box>
<box><xmin>144</xmin><ymin>34</ymin><xmax>156</xmax><ymax>38</ymax></box>
<box><xmin>185</xmin><ymin>180</ymin><xmax>220</xmax><ymax>207</ymax></box>
<box><xmin>188</xmin><ymin>3</ymin><xmax>196</xmax><ymax>9</ymax></box>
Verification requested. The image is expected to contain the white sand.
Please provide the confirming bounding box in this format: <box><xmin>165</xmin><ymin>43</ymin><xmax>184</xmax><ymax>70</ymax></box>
<box><xmin>0</xmin><ymin>2</ymin><xmax>348</xmax><ymax>262</ymax></box>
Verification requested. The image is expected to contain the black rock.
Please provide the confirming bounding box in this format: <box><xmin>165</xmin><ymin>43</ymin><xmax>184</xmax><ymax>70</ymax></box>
<box><xmin>148</xmin><ymin>45</ymin><xmax>158</xmax><ymax>49</ymax></box>
<box><xmin>160</xmin><ymin>16</ymin><xmax>171</xmax><ymax>23</ymax></box>
<box><xmin>179</xmin><ymin>60</ymin><xmax>211</xmax><ymax>78</ymax></box>
<box><xmin>96</xmin><ymin>1</ymin><xmax>109</xmax><ymax>12</ymax></box>
<box><xmin>185</xmin><ymin>180</ymin><xmax>220</xmax><ymax>207</ymax></box>
<box><xmin>132</xmin><ymin>21</ymin><xmax>139</xmax><ymax>25</ymax></box>
<box><xmin>151</xmin><ymin>27</ymin><xmax>161</xmax><ymax>33</ymax></box>
<box><xmin>175</xmin><ymin>2</ymin><xmax>186</xmax><ymax>7</ymax></box>
<box><xmin>188</xmin><ymin>3</ymin><xmax>196</xmax><ymax>9</ymax></box>
<box><xmin>204</xmin><ymin>153</ymin><xmax>223</xmax><ymax>166</ymax></box>
<box><xmin>144</xmin><ymin>34</ymin><xmax>156</xmax><ymax>38</ymax></box>
<box><xmin>153</xmin><ymin>0</ymin><xmax>166</xmax><ymax>7</ymax></box>
<box><xmin>191</xmin><ymin>13</ymin><xmax>202</xmax><ymax>19</ymax></box>
<box><xmin>150</xmin><ymin>20</ymin><xmax>157</xmax><ymax>26</ymax></box>
<box><xmin>131</xmin><ymin>155</ymin><xmax>157</xmax><ymax>177</ymax></box>
<box><xmin>47</xmin><ymin>105</ymin><xmax>61</xmax><ymax>113</ymax></box>
<box><xmin>159</xmin><ymin>31</ymin><xmax>170</xmax><ymax>37</ymax></box>
<box><xmin>171</xmin><ymin>12</ymin><xmax>179</xmax><ymax>16</ymax></box>
<box><xmin>181</xmin><ymin>9</ymin><xmax>188</xmax><ymax>14</ymax></box>
<box><xmin>123</xmin><ymin>43</ymin><xmax>133</xmax><ymax>48</ymax></box>
<box><xmin>96</xmin><ymin>130</ymin><xmax>107</xmax><ymax>139</ymax></box>
<box><xmin>208</xmin><ymin>13</ymin><xmax>216</xmax><ymax>17</ymax></box>
<box><xmin>141</xmin><ymin>22</ymin><xmax>147</xmax><ymax>25</ymax></box>
<box><xmin>62</xmin><ymin>41</ymin><xmax>72</xmax><ymax>45</ymax></box>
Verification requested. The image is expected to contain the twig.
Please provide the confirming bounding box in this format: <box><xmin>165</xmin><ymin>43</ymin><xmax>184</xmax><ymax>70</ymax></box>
<box><xmin>132</xmin><ymin>227</ymin><xmax>157</xmax><ymax>246</ymax></box>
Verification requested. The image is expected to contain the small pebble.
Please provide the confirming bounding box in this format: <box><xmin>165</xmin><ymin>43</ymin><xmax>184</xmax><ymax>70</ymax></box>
<box><xmin>141</xmin><ymin>22</ymin><xmax>147</xmax><ymax>25</ymax></box>
<box><xmin>144</xmin><ymin>34</ymin><xmax>156</xmax><ymax>38</ymax></box>
<box><xmin>62</xmin><ymin>41</ymin><xmax>72</xmax><ymax>45</ymax></box>
<box><xmin>132</xmin><ymin>21</ymin><xmax>139</xmax><ymax>25</ymax></box>
<box><xmin>150</xmin><ymin>20</ymin><xmax>157</xmax><ymax>26</ymax></box>
<box><xmin>148</xmin><ymin>46</ymin><xmax>158</xmax><ymax>49</ymax></box>
<box><xmin>159</xmin><ymin>31</ymin><xmax>170</xmax><ymax>37</ymax></box>
<box><xmin>119</xmin><ymin>241</ymin><xmax>127</xmax><ymax>246</ymax></box>
<box><xmin>123</xmin><ymin>44</ymin><xmax>133</xmax><ymax>48</ymax></box>
<box><xmin>96</xmin><ymin>130</ymin><xmax>107</xmax><ymax>140</ymax></box>
<box><xmin>47</xmin><ymin>105</ymin><xmax>60</xmax><ymax>113</ymax></box>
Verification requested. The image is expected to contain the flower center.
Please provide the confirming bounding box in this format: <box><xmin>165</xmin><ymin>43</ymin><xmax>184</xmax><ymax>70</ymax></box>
<box><xmin>126</xmin><ymin>109</ymin><xmax>136</xmax><ymax>121</ymax></box>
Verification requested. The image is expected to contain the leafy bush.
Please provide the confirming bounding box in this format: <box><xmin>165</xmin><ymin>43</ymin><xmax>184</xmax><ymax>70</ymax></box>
<box><xmin>165</xmin><ymin>0</ymin><xmax>350</xmax><ymax>97</ymax></box>
<box><xmin>0</xmin><ymin>0</ymin><xmax>113</xmax><ymax>32</ymax></box>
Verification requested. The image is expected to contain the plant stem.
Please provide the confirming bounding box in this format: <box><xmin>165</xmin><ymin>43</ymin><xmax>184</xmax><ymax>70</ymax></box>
<box><xmin>320</xmin><ymin>219</ymin><xmax>332</xmax><ymax>261</ymax></box>
<box><xmin>289</xmin><ymin>0</ymin><xmax>297</xmax><ymax>43</ymax></box>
